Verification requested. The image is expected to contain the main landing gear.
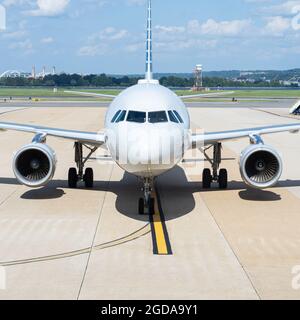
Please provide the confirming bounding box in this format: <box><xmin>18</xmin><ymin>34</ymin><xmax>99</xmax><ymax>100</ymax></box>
<box><xmin>68</xmin><ymin>142</ymin><xmax>98</xmax><ymax>189</ymax></box>
<box><xmin>139</xmin><ymin>178</ymin><xmax>155</xmax><ymax>215</ymax></box>
<box><xmin>202</xmin><ymin>143</ymin><xmax>228</xmax><ymax>189</ymax></box>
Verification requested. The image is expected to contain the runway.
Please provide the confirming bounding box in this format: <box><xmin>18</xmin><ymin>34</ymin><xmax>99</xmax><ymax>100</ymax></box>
<box><xmin>0</xmin><ymin>100</ymin><xmax>300</xmax><ymax>299</ymax></box>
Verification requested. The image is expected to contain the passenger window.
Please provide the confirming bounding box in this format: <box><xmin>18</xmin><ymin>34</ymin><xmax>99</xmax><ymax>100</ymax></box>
<box><xmin>127</xmin><ymin>111</ymin><xmax>146</xmax><ymax>123</ymax></box>
<box><xmin>168</xmin><ymin>111</ymin><xmax>179</xmax><ymax>123</ymax></box>
<box><xmin>111</xmin><ymin>110</ymin><xmax>122</xmax><ymax>123</ymax></box>
<box><xmin>149</xmin><ymin>111</ymin><xmax>168</xmax><ymax>124</ymax></box>
<box><xmin>173</xmin><ymin>110</ymin><xmax>184</xmax><ymax>123</ymax></box>
<box><xmin>116</xmin><ymin>110</ymin><xmax>126</xmax><ymax>123</ymax></box>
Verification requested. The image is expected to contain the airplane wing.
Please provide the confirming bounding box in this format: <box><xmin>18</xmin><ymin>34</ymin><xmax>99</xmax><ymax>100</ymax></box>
<box><xmin>180</xmin><ymin>91</ymin><xmax>234</xmax><ymax>100</ymax></box>
<box><xmin>64</xmin><ymin>90</ymin><xmax>117</xmax><ymax>99</ymax></box>
<box><xmin>0</xmin><ymin>122</ymin><xmax>105</xmax><ymax>146</ymax></box>
<box><xmin>192</xmin><ymin>123</ymin><xmax>300</xmax><ymax>147</ymax></box>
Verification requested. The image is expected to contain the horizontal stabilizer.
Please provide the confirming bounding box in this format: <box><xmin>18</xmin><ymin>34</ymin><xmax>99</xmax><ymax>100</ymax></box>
<box><xmin>64</xmin><ymin>90</ymin><xmax>116</xmax><ymax>99</ymax></box>
<box><xmin>180</xmin><ymin>91</ymin><xmax>234</xmax><ymax>100</ymax></box>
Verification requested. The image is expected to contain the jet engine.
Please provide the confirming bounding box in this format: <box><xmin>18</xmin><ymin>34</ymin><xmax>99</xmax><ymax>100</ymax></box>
<box><xmin>240</xmin><ymin>145</ymin><xmax>282</xmax><ymax>189</ymax></box>
<box><xmin>13</xmin><ymin>143</ymin><xmax>57</xmax><ymax>187</ymax></box>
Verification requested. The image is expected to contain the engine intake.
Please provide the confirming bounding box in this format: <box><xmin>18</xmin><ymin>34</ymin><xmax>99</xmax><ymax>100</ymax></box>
<box><xmin>240</xmin><ymin>145</ymin><xmax>282</xmax><ymax>189</ymax></box>
<box><xmin>13</xmin><ymin>143</ymin><xmax>57</xmax><ymax>187</ymax></box>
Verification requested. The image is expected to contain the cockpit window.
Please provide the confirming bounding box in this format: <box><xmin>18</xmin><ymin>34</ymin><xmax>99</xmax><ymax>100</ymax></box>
<box><xmin>148</xmin><ymin>111</ymin><xmax>168</xmax><ymax>124</ymax></box>
<box><xmin>111</xmin><ymin>110</ymin><xmax>122</xmax><ymax>123</ymax></box>
<box><xmin>116</xmin><ymin>110</ymin><xmax>126</xmax><ymax>123</ymax></box>
<box><xmin>127</xmin><ymin>111</ymin><xmax>146</xmax><ymax>123</ymax></box>
<box><xmin>168</xmin><ymin>111</ymin><xmax>179</xmax><ymax>123</ymax></box>
<box><xmin>173</xmin><ymin>110</ymin><xmax>184</xmax><ymax>123</ymax></box>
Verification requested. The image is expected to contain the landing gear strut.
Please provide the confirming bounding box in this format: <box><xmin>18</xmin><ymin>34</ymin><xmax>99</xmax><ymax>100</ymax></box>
<box><xmin>68</xmin><ymin>142</ymin><xmax>98</xmax><ymax>189</ymax></box>
<box><xmin>139</xmin><ymin>178</ymin><xmax>155</xmax><ymax>215</ymax></box>
<box><xmin>202</xmin><ymin>143</ymin><xmax>228</xmax><ymax>189</ymax></box>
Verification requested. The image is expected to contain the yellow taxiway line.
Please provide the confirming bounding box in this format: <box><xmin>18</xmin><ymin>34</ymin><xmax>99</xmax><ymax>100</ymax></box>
<box><xmin>150</xmin><ymin>190</ymin><xmax>172</xmax><ymax>255</ymax></box>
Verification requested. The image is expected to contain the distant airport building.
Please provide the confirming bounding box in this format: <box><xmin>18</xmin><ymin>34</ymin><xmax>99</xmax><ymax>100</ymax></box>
<box><xmin>280</xmin><ymin>80</ymin><xmax>300</xmax><ymax>87</ymax></box>
<box><xmin>0</xmin><ymin>70</ymin><xmax>31</xmax><ymax>78</ymax></box>
<box><xmin>0</xmin><ymin>66</ymin><xmax>58</xmax><ymax>79</ymax></box>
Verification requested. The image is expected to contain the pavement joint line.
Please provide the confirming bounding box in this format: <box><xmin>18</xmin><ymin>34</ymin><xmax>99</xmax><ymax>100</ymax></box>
<box><xmin>77</xmin><ymin>163</ymin><xmax>114</xmax><ymax>300</ymax></box>
<box><xmin>200</xmin><ymin>193</ymin><xmax>261</xmax><ymax>300</ymax></box>
<box><xmin>150</xmin><ymin>187</ymin><xmax>173</xmax><ymax>256</ymax></box>
<box><xmin>197</xmin><ymin>158</ymin><xmax>262</xmax><ymax>300</ymax></box>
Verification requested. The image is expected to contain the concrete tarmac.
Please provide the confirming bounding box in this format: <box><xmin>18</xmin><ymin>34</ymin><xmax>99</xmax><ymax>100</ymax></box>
<box><xmin>0</xmin><ymin>101</ymin><xmax>299</xmax><ymax>299</ymax></box>
<box><xmin>0</xmin><ymin>97</ymin><xmax>297</xmax><ymax>109</ymax></box>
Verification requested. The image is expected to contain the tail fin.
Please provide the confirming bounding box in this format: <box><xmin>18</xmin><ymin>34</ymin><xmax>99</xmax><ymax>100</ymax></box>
<box><xmin>145</xmin><ymin>0</ymin><xmax>153</xmax><ymax>81</ymax></box>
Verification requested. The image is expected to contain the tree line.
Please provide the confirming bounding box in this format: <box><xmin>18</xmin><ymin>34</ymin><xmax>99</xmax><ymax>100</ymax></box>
<box><xmin>0</xmin><ymin>73</ymin><xmax>282</xmax><ymax>88</ymax></box>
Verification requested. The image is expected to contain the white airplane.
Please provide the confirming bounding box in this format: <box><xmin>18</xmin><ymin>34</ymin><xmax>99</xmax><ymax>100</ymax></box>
<box><xmin>1</xmin><ymin>0</ymin><xmax>300</xmax><ymax>215</ymax></box>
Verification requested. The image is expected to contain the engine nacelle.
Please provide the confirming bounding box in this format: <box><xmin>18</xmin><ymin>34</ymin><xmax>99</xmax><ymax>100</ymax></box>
<box><xmin>240</xmin><ymin>145</ymin><xmax>283</xmax><ymax>189</ymax></box>
<box><xmin>13</xmin><ymin>143</ymin><xmax>57</xmax><ymax>187</ymax></box>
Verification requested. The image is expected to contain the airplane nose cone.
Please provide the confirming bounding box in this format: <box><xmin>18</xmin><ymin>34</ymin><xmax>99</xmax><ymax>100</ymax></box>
<box><xmin>107</xmin><ymin>123</ymin><xmax>187</xmax><ymax>177</ymax></box>
<box><xmin>126</xmin><ymin>126</ymin><xmax>158</xmax><ymax>165</ymax></box>
<box><xmin>129</xmin><ymin>125</ymin><xmax>182</xmax><ymax>164</ymax></box>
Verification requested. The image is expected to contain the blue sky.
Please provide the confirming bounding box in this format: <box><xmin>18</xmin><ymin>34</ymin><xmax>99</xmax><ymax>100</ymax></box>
<box><xmin>0</xmin><ymin>0</ymin><xmax>300</xmax><ymax>74</ymax></box>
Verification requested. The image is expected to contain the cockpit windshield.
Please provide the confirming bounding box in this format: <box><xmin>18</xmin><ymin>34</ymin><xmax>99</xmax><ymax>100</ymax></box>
<box><xmin>168</xmin><ymin>111</ymin><xmax>179</xmax><ymax>123</ymax></box>
<box><xmin>116</xmin><ymin>110</ymin><xmax>126</xmax><ymax>123</ymax></box>
<box><xmin>111</xmin><ymin>110</ymin><xmax>122</xmax><ymax>123</ymax></box>
<box><xmin>127</xmin><ymin>111</ymin><xmax>146</xmax><ymax>123</ymax></box>
<box><xmin>112</xmin><ymin>109</ymin><xmax>184</xmax><ymax>125</ymax></box>
<box><xmin>148</xmin><ymin>111</ymin><xmax>168</xmax><ymax>124</ymax></box>
<box><xmin>173</xmin><ymin>110</ymin><xmax>184</xmax><ymax>123</ymax></box>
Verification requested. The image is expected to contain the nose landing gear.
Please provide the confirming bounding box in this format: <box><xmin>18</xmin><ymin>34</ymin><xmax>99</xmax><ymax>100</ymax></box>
<box><xmin>68</xmin><ymin>142</ymin><xmax>98</xmax><ymax>189</ymax></box>
<box><xmin>202</xmin><ymin>143</ymin><xmax>228</xmax><ymax>189</ymax></box>
<box><xmin>139</xmin><ymin>177</ymin><xmax>155</xmax><ymax>215</ymax></box>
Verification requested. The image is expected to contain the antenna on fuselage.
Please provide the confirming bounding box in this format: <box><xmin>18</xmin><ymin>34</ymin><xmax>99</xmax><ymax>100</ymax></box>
<box><xmin>145</xmin><ymin>0</ymin><xmax>153</xmax><ymax>81</ymax></box>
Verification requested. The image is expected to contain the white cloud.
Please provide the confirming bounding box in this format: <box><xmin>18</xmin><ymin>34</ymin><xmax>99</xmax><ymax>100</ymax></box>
<box><xmin>26</xmin><ymin>0</ymin><xmax>70</xmax><ymax>16</ymax></box>
<box><xmin>2</xmin><ymin>0</ymin><xmax>30</xmax><ymax>7</ymax></box>
<box><xmin>78</xmin><ymin>43</ymin><xmax>108</xmax><ymax>56</ymax></box>
<box><xmin>264</xmin><ymin>1</ymin><xmax>300</xmax><ymax>15</ymax></box>
<box><xmin>1</xmin><ymin>19</ymin><xmax>27</xmax><ymax>39</ymax></box>
<box><xmin>155</xmin><ymin>18</ymin><xmax>252</xmax><ymax>40</ymax></box>
<box><xmin>2</xmin><ymin>29</ymin><xmax>27</xmax><ymax>39</ymax></box>
<box><xmin>9</xmin><ymin>38</ymin><xmax>33</xmax><ymax>53</ymax></box>
<box><xmin>188</xmin><ymin>19</ymin><xmax>252</xmax><ymax>36</ymax></box>
<box><xmin>78</xmin><ymin>27</ymin><xmax>129</xmax><ymax>56</ymax></box>
<box><xmin>126</xmin><ymin>0</ymin><xmax>146</xmax><ymax>6</ymax></box>
<box><xmin>124</xmin><ymin>42</ymin><xmax>143</xmax><ymax>52</ymax></box>
<box><xmin>41</xmin><ymin>36</ymin><xmax>54</xmax><ymax>43</ymax></box>
<box><xmin>88</xmin><ymin>27</ymin><xmax>129</xmax><ymax>41</ymax></box>
<box><xmin>264</xmin><ymin>16</ymin><xmax>291</xmax><ymax>35</ymax></box>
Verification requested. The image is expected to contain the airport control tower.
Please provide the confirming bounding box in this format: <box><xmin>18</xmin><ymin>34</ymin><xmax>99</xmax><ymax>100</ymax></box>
<box><xmin>192</xmin><ymin>64</ymin><xmax>203</xmax><ymax>91</ymax></box>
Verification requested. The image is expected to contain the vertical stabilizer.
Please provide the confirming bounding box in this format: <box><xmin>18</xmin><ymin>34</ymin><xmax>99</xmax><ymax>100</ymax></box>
<box><xmin>139</xmin><ymin>0</ymin><xmax>158</xmax><ymax>84</ymax></box>
<box><xmin>145</xmin><ymin>0</ymin><xmax>153</xmax><ymax>81</ymax></box>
